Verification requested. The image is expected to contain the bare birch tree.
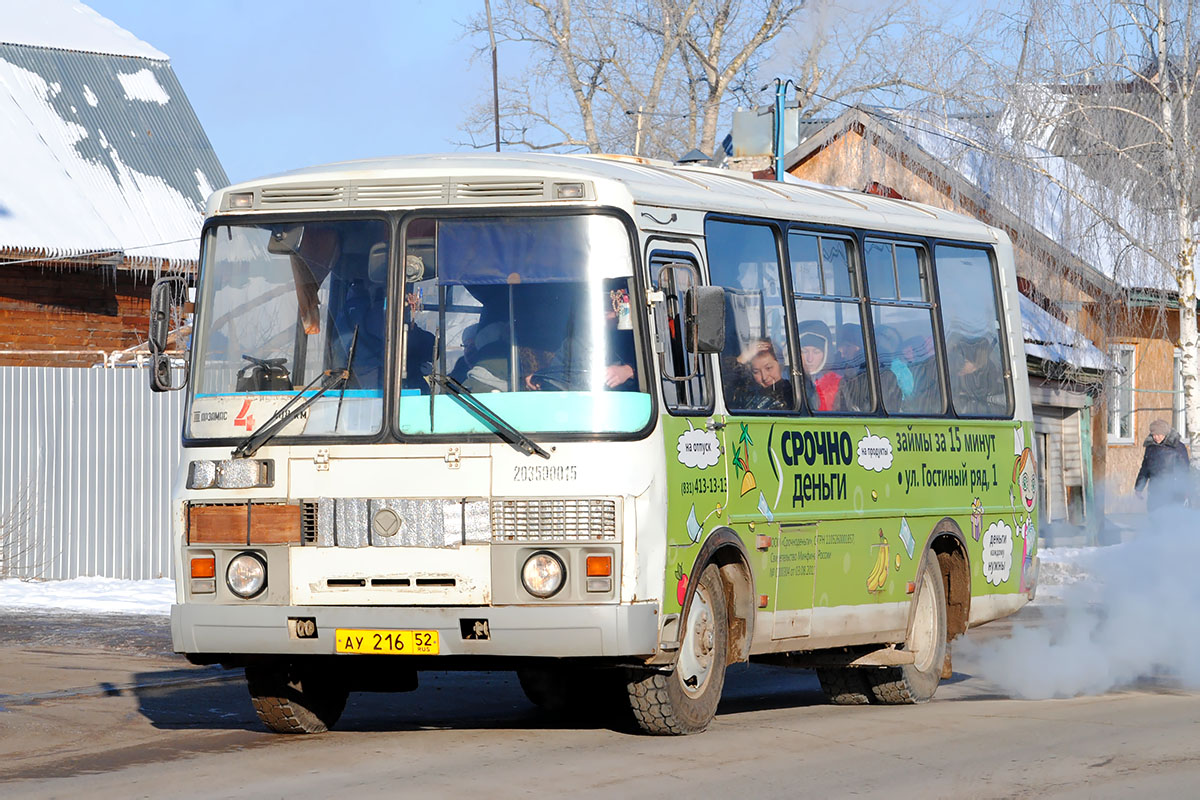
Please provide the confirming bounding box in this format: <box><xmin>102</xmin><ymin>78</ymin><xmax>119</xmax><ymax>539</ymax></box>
<box><xmin>971</xmin><ymin>0</ymin><xmax>1200</xmax><ymax>462</ymax></box>
<box><xmin>462</xmin><ymin>0</ymin><xmax>942</xmax><ymax>159</ymax></box>
<box><xmin>767</xmin><ymin>0</ymin><xmax>954</xmax><ymax>125</ymax></box>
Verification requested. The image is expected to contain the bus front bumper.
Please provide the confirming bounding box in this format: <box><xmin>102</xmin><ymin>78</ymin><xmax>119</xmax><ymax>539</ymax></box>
<box><xmin>171</xmin><ymin>602</ymin><xmax>660</xmax><ymax>659</ymax></box>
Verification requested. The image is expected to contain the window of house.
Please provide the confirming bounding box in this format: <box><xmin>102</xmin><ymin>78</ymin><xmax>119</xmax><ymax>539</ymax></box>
<box><xmin>1107</xmin><ymin>344</ymin><xmax>1136</xmax><ymax>442</ymax></box>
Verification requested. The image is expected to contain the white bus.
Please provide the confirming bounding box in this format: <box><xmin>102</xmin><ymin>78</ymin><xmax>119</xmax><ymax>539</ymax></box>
<box><xmin>153</xmin><ymin>153</ymin><xmax>1037</xmax><ymax>735</ymax></box>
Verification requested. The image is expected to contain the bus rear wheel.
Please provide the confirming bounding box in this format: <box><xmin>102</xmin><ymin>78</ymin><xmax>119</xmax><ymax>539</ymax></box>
<box><xmin>625</xmin><ymin>563</ymin><xmax>728</xmax><ymax>735</ymax></box>
<box><xmin>246</xmin><ymin>662</ymin><xmax>349</xmax><ymax>734</ymax></box>
<box><xmin>867</xmin><ymin>549</ymin><xmax>948</xmax><ymax>704</ymax></box>
<box><xmin>816</xmin><ymin>667</ymin><xmax>873</xmax><ymax>705</ymax></box>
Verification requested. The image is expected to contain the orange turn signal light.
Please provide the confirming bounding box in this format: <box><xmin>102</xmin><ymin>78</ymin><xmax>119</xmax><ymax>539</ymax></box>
<box><xmin>586</xmin><ymin>555</ymin><xmax>612</xmax><ymax>577</ymax></box>
<box><xmin>191</xmin><ymin>556</ymin><xmax>216</xmax><ymax>579</ymax></box>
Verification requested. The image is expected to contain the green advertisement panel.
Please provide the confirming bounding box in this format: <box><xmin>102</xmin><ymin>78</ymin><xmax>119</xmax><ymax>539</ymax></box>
<box><xmin>663</xmin><ymin>415</ymin><xmax>1038</xmax><ymax>617</ymax></box>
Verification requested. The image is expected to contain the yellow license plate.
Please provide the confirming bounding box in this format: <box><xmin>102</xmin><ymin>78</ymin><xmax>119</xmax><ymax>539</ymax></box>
<box><xmin>335</xmin><ymin>629</ymin><xmax>439</xmax><ymax>655</ymax></box>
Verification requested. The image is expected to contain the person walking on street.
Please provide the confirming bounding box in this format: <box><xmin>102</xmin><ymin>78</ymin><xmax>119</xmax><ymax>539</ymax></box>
<box><xmin>1134</xmin><ymin>418</ymin><xmax>1190</xmax><ymax>510</ymax></box>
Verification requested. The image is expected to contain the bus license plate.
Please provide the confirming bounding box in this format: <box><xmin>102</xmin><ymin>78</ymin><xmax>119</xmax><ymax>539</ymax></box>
<box><xmin>335</xmin><ymin>629</ymin><xmax>439</xmax><ymax>655</ymax></box>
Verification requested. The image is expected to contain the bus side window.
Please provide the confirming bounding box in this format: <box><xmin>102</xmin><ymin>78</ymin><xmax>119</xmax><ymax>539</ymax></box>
<box><xmin>705</xmin><ymin>220</ymin><xmax>795</xmax><ymax>414</ymax></box>
<box><xmin>402</xmin><ymin>218</ymin><xmax>440</xmax><ymax>394</ymax></box>
<box><xmin>865</xmin><ymin>240</ymin><xmax>946</xmax><ymax>415</ymax></box>
<box><xmin>650</xmin><ymin>253</ymin><xmax>711</xmax><ymax>413</ymax></box>
<box><xmin>789</xmin><ymin>231</ymin><xmax>870</xmax><ymax>414</ymax></box>
<box><xmin>935</xmin><ymin>245</ymin><xmax>1012</xmax><ymax>417</ymax></box>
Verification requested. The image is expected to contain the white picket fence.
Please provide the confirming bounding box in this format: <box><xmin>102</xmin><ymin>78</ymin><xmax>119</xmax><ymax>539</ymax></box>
<box><xmin>0</xmin><ymin>367</ymin><xmax>184</xmax><ymax>579</ymax></box>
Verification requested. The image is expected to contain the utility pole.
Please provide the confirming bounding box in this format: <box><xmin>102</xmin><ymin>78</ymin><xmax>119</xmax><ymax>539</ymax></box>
<box><xmin>770</xmin><ymin>78</ymin><xmax>794</xmax><ymax>181</ymax></box>
<box><xmin>485</xmin><ymin>0</ymin><xmax>500</xmax><ymax>152</ymax></box>
<box><xmin>634</xmin><ymin>105</ymin><xmax>644</xmax><ymax>157</ymax></box>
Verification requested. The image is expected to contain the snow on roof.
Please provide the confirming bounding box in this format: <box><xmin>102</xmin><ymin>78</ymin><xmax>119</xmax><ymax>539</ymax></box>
<box><xmin>0</xmin><ymin>0</ymin><xmax>167</xmax><ymax>60</ymax></box>
<box><xmin>0</xmin><ymin>31</ymin><xmax>227</xmax><ymax>264</ymax></box>
<box><xmin>882</xmin><ymin>110</ymin><xmax>1175</xmax><ymax>293</ymax></box>
<box><xmin>1019</xmin><ymin>294</ymin><xmax>1111</xmax><ymax>371</ymax></box>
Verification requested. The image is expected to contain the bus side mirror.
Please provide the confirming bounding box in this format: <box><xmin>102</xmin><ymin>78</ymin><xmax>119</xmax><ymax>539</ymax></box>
<box><xmin>686</xmin><ymin>285</ymin><xmax>725</xmax><ymax>355</ymax></box>
<box><xmin>148</xmin><ymin>276</ymin><xmax>189</xmax><ymax>392</ymax></box>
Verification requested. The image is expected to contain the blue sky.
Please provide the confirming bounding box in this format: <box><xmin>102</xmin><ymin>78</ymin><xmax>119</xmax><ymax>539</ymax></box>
<box><xmin>86</xmin><ymin>0</ymin><xmax>491</xmax><ymax>185</ymax></box>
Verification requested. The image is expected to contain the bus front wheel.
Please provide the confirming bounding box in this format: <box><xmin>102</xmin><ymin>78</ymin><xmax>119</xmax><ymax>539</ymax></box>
<box><xmin>246</xmin><ymin>662</ymin><xmax>349</xmax><ymax>734</ymax></box>
<box><xmin>867</xmin><ymin>549</ymin><xmax>948</xmax><ymax>704</ymax></box>
<box><xmin>625</xmin><ymin>563</ymin><xmax>728</xmax><ymax>735</ymax></box>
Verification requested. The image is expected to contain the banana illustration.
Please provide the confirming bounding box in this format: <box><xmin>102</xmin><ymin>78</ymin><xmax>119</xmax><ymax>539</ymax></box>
<box><xmin>866</xmin><ymin>529</ymin><xmax>890</xmax><ymax>593</ymax></box>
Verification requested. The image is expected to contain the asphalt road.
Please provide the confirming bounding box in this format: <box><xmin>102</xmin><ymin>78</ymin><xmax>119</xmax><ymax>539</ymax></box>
<box><xmin>1</xmin><ymin>607</ymin><xmax>1197</xmax><ymax>799</ymax></box>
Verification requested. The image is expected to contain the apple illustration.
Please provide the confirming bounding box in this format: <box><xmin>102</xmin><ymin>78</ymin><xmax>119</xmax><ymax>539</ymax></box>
<box><xmin>674</xmin><ymin>563</ymin><xmax>688</xmax><ymax>606</ymax></box>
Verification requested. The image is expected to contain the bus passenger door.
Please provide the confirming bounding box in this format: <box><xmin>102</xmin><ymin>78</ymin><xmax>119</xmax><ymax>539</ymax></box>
<box><xmin>772</xmin><ymin>524</ymin><xmax>815</xmax><ymax>638</ymax></box>
<box><xmin>646</xmin><ymin>244</ymin><xmax>711</xmax><ymax>414</ymax></box>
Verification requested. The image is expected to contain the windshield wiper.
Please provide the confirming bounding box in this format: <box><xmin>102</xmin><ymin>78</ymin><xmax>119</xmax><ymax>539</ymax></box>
<box><xmin>232</xmin><ymin>329</ymin><xmax>359</xmax><ymax>459</ymax></box>
<box><xmin>429</xmin><ymin>372</ymin><xmax>550</xmax><ymax>459</ymax></box>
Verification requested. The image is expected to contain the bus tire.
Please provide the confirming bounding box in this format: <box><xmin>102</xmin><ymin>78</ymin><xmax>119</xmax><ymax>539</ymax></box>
<box><xmin>519</xmin><ymin>666</ymin><xmax>630</xmax><ymax>723</ymax></box>
<box><xmin>517</xmin><ymin>667</ymin><xmax>575</xmax><ymax>715</ymax></box>
<box><xmin>246</xmin><ymin>663</ymin><xmax>348</xmax><ymax>734</ymax></box>
<box><xmin>625</xmin><ymin>563</ymin><xmax>728</xmax><ymax>735</ymax></box>
<box><xmin>867</xmin><ymin>549</ymin><xmax>948</xmax><ymax>704</ymax></box>
<box><xmin>816</xmin><ymin>667</ymin><xmax>873</xmax><ymax>705</ymax></box>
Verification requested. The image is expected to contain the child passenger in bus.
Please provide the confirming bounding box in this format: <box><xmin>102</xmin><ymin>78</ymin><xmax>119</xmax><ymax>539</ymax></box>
<box><xmin>797</xmin><ymin>320</ymin><xmax>840</xmax><ymax>411</ymax></box>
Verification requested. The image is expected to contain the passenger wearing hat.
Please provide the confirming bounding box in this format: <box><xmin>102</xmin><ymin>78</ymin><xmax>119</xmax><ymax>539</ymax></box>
<box><xmin>1134</xmin><ymin>418</ymin><xmax>1190</xmax><ymax>510</ymax></box>
<box><xmin>797</xmin><ymin>319</ymin><xmax>840</xmax><ymax>411</ymax></box>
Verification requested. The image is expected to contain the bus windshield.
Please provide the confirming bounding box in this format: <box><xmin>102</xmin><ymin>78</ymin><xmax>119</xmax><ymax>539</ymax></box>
<box><xmin>188</xmin><ymin>218</ymin><xmax>389</xmax><ymax>440</ymax></box>
<box><xmin>399</xmin><ymin>214</ymin><xmax>652</xmax><ymax>436</ymax></box>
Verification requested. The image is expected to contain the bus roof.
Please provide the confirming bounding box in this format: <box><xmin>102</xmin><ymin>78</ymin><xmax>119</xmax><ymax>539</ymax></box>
<box><xmin>209</xmin><ymin>153</ymin><xmax>999</xmax><ymax>243</ymax></box>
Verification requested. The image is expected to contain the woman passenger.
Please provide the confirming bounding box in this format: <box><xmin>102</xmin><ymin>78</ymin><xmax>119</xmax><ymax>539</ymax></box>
<box><xmin>733</xmin><ymin>338</ymin><xmax>793</xmax><ymax>410</ymax></box>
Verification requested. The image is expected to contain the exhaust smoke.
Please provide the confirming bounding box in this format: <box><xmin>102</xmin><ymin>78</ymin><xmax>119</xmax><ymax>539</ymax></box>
<box><xmin>958</xmin><ymin>505</ymin><xmax>1200</xmax><ymax>699</ymax></box>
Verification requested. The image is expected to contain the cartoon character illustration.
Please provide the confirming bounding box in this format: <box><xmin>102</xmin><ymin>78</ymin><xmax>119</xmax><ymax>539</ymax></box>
<box><xmin>1010</xmin><ymin>446</ymin><xmax>1037</xmax><ymax>539</ymax></box>
<box><xmin>970</xmin><ymin>497</ymin><xmax>984</xmax><ymax>541</ymax></box>
<box><xmin>1010</xmin><ymin>445</ymin><xmax>1038</xmax><ymax>592</ymax></box>
<box><xmin>1013</xmin><ymin>448</ymin><xmax>1036</xmax><ymax>516</ymax></box>
<box><xmin>866</xmin><ymin>529</ymin><xmax>890</xmax><ymax>594</ymax></box>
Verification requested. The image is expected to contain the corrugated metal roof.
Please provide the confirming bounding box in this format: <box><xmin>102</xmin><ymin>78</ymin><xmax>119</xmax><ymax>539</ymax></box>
<box><xmin>0</xmin><ymin>41</ymin><xmax>227</xmax><ymax>266</ymax></box>
<box><xmin>1020</xmin><ymin>295</ymin><xmax>1111</xmax><ymax>371</ymax></box>
<box><xmin>0</xmin><ymin>0</ymin><xmax>168</xmax><ymax>60</ymax></box>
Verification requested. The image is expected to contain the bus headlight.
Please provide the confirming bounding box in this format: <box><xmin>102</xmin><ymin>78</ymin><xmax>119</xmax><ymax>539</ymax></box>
<box><xmin>226</xmin><ymin>553</ymin><xmax>267</xmax><ymax>598</ymax></box>
<box><xmin>521</xmin><ymin>551</ymin><xmax>565</xmax><ymax>598</ymax></box>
